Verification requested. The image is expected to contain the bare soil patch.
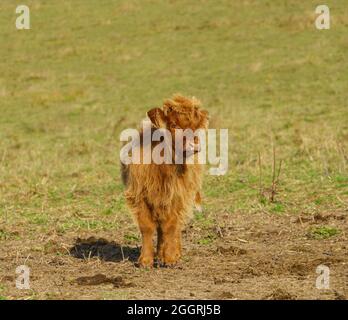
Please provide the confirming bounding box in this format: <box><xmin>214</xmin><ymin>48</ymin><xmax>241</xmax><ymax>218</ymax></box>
<box><xmin>1</xmin><ymin>211</ymin><xmax>347</xmax><ymax>300</ymax></box>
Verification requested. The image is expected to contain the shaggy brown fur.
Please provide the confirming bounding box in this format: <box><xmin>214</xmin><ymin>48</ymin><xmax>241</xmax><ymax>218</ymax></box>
<box><xmin>122</xmin><ymin>95</ymin><xmax>209</xmax><ymax>267</ymax></box>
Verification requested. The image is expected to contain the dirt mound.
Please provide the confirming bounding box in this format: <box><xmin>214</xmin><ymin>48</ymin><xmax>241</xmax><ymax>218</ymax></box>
<box><xmin>264</xmin><ymin>288</ymin><xmax>297</xmax><ymax>300</ymax></box>
<box><xmin>74</xmin><ymin>274</ymin><xmax>133</xmax><ymax>288</ymax></box>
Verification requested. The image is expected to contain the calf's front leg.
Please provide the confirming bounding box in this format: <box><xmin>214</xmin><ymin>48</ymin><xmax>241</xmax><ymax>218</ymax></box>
<box><xmin>157</xmin><ymin>216</ymin><xmax>182</xmax><ymax>266</ymax></box>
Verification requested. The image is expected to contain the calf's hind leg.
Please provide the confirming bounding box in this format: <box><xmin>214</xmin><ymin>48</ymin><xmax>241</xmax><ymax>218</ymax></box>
<box><xmin>135</xmin><ymin>201</ymin><xmax>156</xmax><ymax>267</ymax></box>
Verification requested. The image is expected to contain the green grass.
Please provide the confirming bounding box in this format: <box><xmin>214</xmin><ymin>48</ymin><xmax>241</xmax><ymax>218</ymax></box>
<box><xmin>124</xmin><ymin>233</ymin><xmax>139</xmax><ymax>244</ymax></box>
<box><xmin>197</xmin><ymin>236</ymin><xmax>215</xmax><ymax>246</ymax></box>
<box><xmin>308</xmin><ymin>226</ymin><xmax>340</xmax><ymax>239</ymax></box>
<box><xmin>0</xmin><ymin>0</ymin><xmax>347</xmax><ymax>240</ymax></box>
<box><xmin>0</xmin><ymin>229</ymin><xmax>20</xmax><ymax>241</ymax></box>
<box><xmin>0</xmin><ymin>284</ymin><xmax>6</xmax><ymax>300</ymax></box>
<box><xmin>270</xmin><ymin>203</ymin><xmax>285</xmax><ymax>214</ymax></box>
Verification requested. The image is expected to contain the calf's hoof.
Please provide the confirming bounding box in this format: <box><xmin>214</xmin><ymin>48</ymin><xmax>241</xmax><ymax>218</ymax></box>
<box><xmin>158</xmin><ymin>251</ymin><xmax>181</xmax><ymax>267</ymax></box>
<box><xmin>138</xmin><ymin>254</ymin><xmax>154</xmax><ymax>268</ymax></box>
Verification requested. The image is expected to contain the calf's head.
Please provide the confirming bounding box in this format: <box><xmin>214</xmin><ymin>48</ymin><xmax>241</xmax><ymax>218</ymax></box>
<box><xmin>147</xmin><ymin>95</ymin><xmax>209</xmax><ymax>161</ymax></box>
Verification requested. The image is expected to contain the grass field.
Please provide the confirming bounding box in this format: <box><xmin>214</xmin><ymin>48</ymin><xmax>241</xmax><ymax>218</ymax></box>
<box><xmin>0</xmin><ymin>0</ymin><xmax>347</xmax><ymax>300</ymax></box>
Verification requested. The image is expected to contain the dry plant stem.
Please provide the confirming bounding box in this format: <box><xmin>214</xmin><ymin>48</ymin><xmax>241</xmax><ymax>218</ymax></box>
<box><xmin>258</xmin><ymin>151</ymin><xmax>263</xmax><ymax>201</ymax></box>
<box><xmin>270</xmin><ymin>146</ymin><xmax>283</xmax><ymax>203</ymax></box>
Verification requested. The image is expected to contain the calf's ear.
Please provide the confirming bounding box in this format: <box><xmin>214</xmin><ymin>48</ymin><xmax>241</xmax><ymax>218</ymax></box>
<box><xmin>197</xmin><ymin>109</ymin><xmax>209</xmax><ymax>129</ymax></box>
<box><xmin>147</xmin><ymin>108</ymin><xmax>167</xmax><ymax>128</ymax></box>
<box><xmin>200</xmin><ymin>109</ymin><xmax>209</xmax><ymax>120</ymax></box>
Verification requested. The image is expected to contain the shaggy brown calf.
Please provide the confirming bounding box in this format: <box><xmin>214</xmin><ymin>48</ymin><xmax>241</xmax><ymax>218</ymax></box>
<box><xmin>122</xmin><ymin>95</ymin><xmax>209</xmax><ymax>267</ymax></box>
